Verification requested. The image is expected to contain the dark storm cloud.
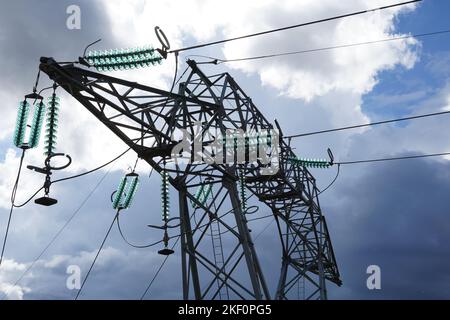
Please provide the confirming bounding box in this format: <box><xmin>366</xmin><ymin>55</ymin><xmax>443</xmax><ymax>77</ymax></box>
<box><xmin>325</xmin><ymin>157</ymin><xmax>450</xmax><ymax>299</ymax></box>
<box><xmin>0</xmin><ymin>0</ymin><xmax>114</xmax><ymax>87</ymax></box>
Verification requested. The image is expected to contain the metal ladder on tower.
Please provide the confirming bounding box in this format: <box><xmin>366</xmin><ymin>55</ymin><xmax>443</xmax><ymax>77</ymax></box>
<box><xmin>209</xmin><ymin>218</ymin><xmax>230</xmax><ymax>300</ymax></box>
<box><xmin>285</xmin><ymin>228</ymin><xmax>309</xmax><ymax>299</ymax></box>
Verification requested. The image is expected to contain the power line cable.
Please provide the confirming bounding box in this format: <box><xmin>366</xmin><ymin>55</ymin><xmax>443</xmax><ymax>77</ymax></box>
<box><xmin>169</xmin><ymin>0</ymin><xmax>421</xmax><ymax>54</ymax></box>
<box><xmin>317</xmin><ymin>164</ymin><xmax>340</xmax><ymax>196</ymax></box>
<box><xmin>116</xmin><ymin>213</ymin><xmax>164</xmax><ymax>249</ymax></box>
<box><xmin>52</xmin><ymin>147</ymin><xmax>131</xmax><ymax>184</ymax></box>
<box><xmin>13</xmin><ymin>186</ymin><xmax>44</xmax><ymax>208</ymax></box>
<box><xmin>175</xmin><ymin>65</ymin><xmax>190</xmax><ymax>85</ymax></box>
<box><xmin>131</xmin><ymin>156</ymin><xmax>140</xmax><ymax>173</ymax></box>
<box><xmin>75</xmin><ymin>211</ymin><xmax>119</xmax><ymax>300</ymax></box>
<box><xmin>140</xmin><ymin>236</ymin><xmax>180</xmax><ymax>300</ymax></box>
<box><xmin>255</xmin><ymin>219</ymin><xmax>275</xmax><ymax>241</ymax></box>
<box><xmin>336</xmin><ymin>152</ymin><xmax>450</xmax><ymax>165</ymax></box>
<box><xmin>0</xmin><ymin>149</ymin><xmax>26</xmax><ymax>267</ymax></box>
<box><xmin>247</xmin><ymin>214</ymin><xmax>273</xmax><ymax>223</ymax></box>
<box><xmin>196</xmin><ymin>29</ymin><xmax>450</xmax><ymax>64</ymax></box>
<box><xmin>285</xmin><ymin>109</ymin><xmax>450</xmax><ymax>139</ymax></box>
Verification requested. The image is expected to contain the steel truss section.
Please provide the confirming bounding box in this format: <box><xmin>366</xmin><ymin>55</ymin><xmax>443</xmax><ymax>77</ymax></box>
<box><xmin>39</xmin><ymin>56</ymin><xmax>341</xmax><ymax>300</ymax></box>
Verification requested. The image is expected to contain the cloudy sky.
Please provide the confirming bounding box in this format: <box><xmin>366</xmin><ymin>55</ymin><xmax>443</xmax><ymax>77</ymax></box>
<box><xmin>1</xmin><ymin>0</ymin><xmax>450</xmax><ymax>300</ymax></box>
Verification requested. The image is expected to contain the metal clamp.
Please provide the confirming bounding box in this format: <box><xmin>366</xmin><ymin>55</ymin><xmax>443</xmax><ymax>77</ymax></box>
<box><xmin>45</xmin><ymin>153</ymin><xmax>72</xmax><ymax>171</ymax></box>
<box><xmin>27</xmin><ymin>153</ymin><xmax>72</xmax><ymax>206</ymax></box>
<box><xmin>155</xmin><ymin>26</ymin><xmax>170</xmax><ymax>59</ymax></box>
<box><xmin>327</xmin><ymin>148</ymin><xmax>334</xmax><ymax>166</ymax></box>
<box><xmin>148</xmin><ymin>217</ymin><xmax>181</xmax><ymax>230</ymax></box>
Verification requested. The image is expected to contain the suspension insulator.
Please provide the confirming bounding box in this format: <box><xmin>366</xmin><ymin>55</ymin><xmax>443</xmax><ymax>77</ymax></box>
<box><xmin>112</xmin><ymin>177</ymin><xmax>127</xmax><ymax>209</ymax></box>
<box><xmin>28</xmin><ymin>101</ymin><xmax>46</xmax><ymax>148</ymax></box>
<box><xmin>239</xmin><ymin>169</ymin><xmax>247</xmax><ymax>211</ymax></box>
<box><xmin>161</xmin><ymin>169</ymin><xmax>170</xmax><ymax>221</ymax></box>
<box><xmin>123</xmin><ymin>174</ymin><xmax>139</xmax><ymax>209</ymax></box>
<box><xmin>191</xmin><ymin>185</ymin><xmax>205</xmax><ymax>209</ymax></box>
<box><xmin>202</xmin><ymin>184</ymin><xmax>213</xmax><ymax>204</ymax></box>
<box><xmin>223</xmin><ymin>131</ymin><xmax>272</xmax><ymax>149</ymax></box>
<box><xmin>44</xmin><ymin>94</ymin><xmax>60</xmax><ymax>156</ymax></box>
<box><xmin>288</xmin><ymin>157</ymin><xmax>331</xmax><ymax>169</ymax></box>
<box><xmin>191</xmin><ymin>180</ymin><xmax>213</xmax><ymax>209</ymax></box>
<box><xmin>112</xmin><ymin>172</ymin><xmax>139</xmax><ymax>210</ymax></box>
<box><xmin>86</xmin><ymin>46</ymin><xmax>163</xmax><ymax>72</ymax></box>
<box><xmin>13</xmin><ymin>99</ymin><xmax>47</xmax><ymax>149</ymax></box>
<box><xmin>13</xmin><ymin>101</ymin><xmax>30</xmax><ymax>148</ymax></box>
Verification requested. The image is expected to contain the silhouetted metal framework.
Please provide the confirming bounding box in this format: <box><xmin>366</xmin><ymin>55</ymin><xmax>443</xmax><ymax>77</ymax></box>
<box><xmin>39</xmin><ymin>57</ymin><xmax>341</xmax><ymax>300</ymax></box>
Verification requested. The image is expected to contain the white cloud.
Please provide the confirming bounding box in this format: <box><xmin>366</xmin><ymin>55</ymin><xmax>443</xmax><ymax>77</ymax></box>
<box><xmin>0</xmin><ymin>259</ymin><xmax>31</xmax><ymax>300</ymax></box>
<box><xmin>218</xmin><ymin>0</ymin><xmax>420</xmax><ymax>101</ymax></box>
<box><xmin>100</xmin><ymin>0</ymin><xmax>419</xmax><ymax>102</ymax></box>
<box><xmin>0</xmin><ymin>246</ymin><xmax>165</xmax><ymax>300</ymax></box>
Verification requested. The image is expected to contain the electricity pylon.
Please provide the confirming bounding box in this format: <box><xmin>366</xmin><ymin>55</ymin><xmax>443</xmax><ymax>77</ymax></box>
<box><xmin>39</xmin><ymin>57</ymin><xmax>341</xmax><ymax>299</ymax></box>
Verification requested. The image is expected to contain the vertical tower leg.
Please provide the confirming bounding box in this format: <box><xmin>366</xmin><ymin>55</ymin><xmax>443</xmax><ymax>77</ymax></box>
<box><xmin>276</xmin><ymin>259</ymin><xmax>289</xmax><ymax>299</ymax></box>
<box><xmin>316</xmin><ymin>214</ymin><xmax>328</xmax><ymax>300</ymax></box>
<box><xmin>223</xmin><ymin>178</ymin><xmax>271</xmax><ymax>300</ymax></box>
<box><xmin>179</xmin><ymin>188</ymin><xmax>201</xmax><ymax>299</ymax></box>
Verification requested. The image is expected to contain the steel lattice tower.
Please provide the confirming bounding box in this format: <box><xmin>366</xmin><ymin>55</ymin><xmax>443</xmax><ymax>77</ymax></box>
<box><xmin>39</xmin><ymin>57</ymin><xmax>341</xmax><ymax>300</ymax></box>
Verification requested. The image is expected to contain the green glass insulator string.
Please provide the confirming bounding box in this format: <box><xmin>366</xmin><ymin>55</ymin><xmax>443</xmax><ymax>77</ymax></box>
<box><xmin>28</xmin><ymin>101</ymin><xmax>46</xmax><ymax>148</ymax></box>
<box><xmin>112</xmin><ymin>173</ymin><xmax>139</xmax><ymax>210</ymax></box>
<box><xmin>13</xmin><ymin>99</ymin><xmax>47</xmax><ymax>149</ymax></box>
<box><xmin>123</xmin><ymin>176</ymin><xmax>139</xmax><ymax>209</ymax></box>
<box><xmin>13</xmin><ymin>101</ymin><xmax>30</xmax><ymax>148</ymax></box>
<box><xmin>239</xmin><ymin>169</ymin><xmax>247</xmax><ymax>211</ymax></box>
<box><xmin>112</xmin><ymin>177</ymin><xmax>127</xmax><ymax>210</ymax></box>
<box><xmin>161</xmin><ymin>168</ymin><xmax>170</xmax><ymax>222</ymax></box>
<box><xmin>86</xmin><ymin>45</ymin><xmax>163</xmax><ymax>72</ymax></box>
<box><xmin>191</xmin><ymin>184</ymin><xmax>205</xmax><ymax>209</ymax></box>
<box><xmin>288</xmin><ymin>156</ymin><xmax>331</xmax><ymax>169</ymax></box>
<box><xmin>191</xmin><ymin>178</ymin><xmax>213</xmax><ymax>209</ymax></box>
<box><xmin>44</xmin><ymin>94</ymin><xmax>60</xmax><ymax>156</ymax></box>
<box><xmin>200</xmin><ymin>183</ymin><xmax>213</xmax><ymax>206</ymax></box>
